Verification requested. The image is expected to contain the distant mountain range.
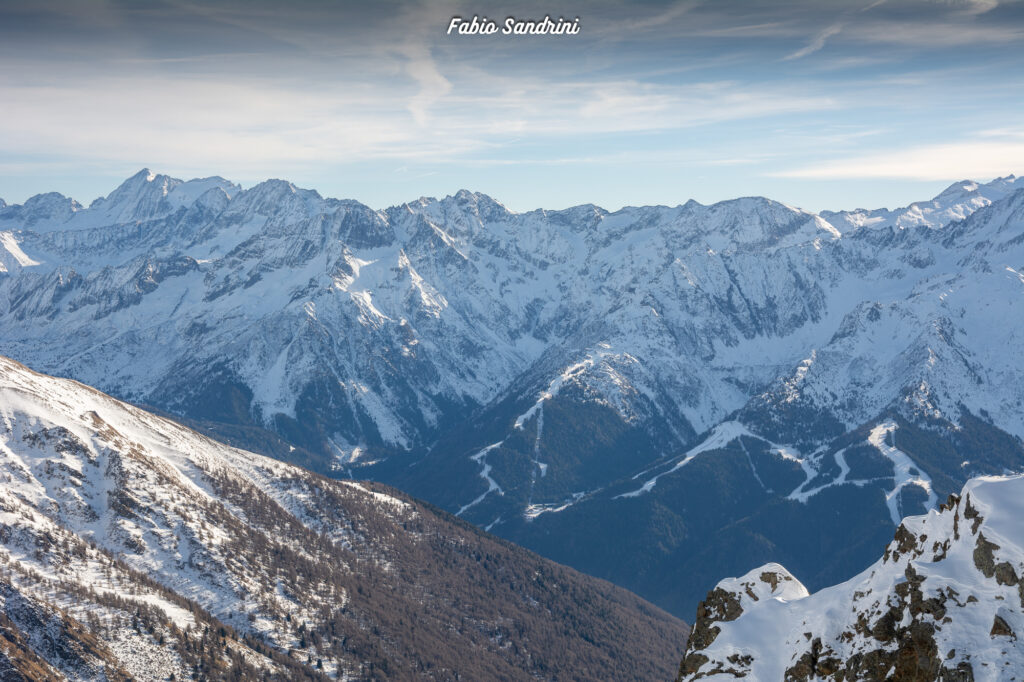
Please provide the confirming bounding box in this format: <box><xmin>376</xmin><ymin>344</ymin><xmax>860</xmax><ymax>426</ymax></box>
<box><xmin>0</xmin><ymin>355</ymin><xmax>685</xmax><ymax>680</ymax></box>
<box><xmin>2</xmin><ymin>169</ymin><xmax>1023</xmax><ymax>618</ymax></box>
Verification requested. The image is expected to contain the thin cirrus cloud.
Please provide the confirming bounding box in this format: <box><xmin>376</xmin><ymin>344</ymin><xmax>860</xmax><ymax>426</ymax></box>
<box><xmin>943</xmin><ymin>0</ymin><xmax>1001</xmax><ymax>14</ymax></box>
<box><xmin>0</xmin><ymin>69</ymin><xmax>835</xmax><ymax>170</ymax></box>
<box><xmin>776</xmin><ymin>0</ymin><xmax>1019</xmax><ymax>61</ymax></box>
<box><xmin>772</xmin><ymin>139</ymin><xmax>1024</xmax><ymax>180</ymax></box>
<box><xmin>783</xmin><ymin>22</ymin><xmax>845</xmax><ymax>60</ymax></box>
<box><xmin>399</xmin><ymin>42</ymin><xmax>455</xmax><ymax>127</ymax></box>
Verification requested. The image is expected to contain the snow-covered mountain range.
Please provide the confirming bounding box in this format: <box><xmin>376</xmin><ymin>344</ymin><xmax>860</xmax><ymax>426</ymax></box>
<box><xmin>0</xmin><ymin>355</ymin><xmax>686</xmax><ymax>680</ymax></box>
<box><xmin>677</xmin><ymin>473</ymin><xmax>1024</xmax><ymax>681</ymax></box>
<box><xmin>1</xmin><ymin>169</ymin><xmax>1023</xmax><ymax>617</ymax></box>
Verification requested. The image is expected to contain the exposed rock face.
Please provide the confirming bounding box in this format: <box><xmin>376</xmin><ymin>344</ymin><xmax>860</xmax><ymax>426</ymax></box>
<box><xmin>677</xmin><ymin>478</ymin><xmax>1024</xmax><ymax>681</ymax></box>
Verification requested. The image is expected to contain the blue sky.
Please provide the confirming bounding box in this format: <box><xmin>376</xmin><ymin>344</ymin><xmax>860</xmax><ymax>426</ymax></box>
<box><xmin>1</xmin><ymin>0</ymin><xmax>1022</xmax><ymax>212</ymax></box>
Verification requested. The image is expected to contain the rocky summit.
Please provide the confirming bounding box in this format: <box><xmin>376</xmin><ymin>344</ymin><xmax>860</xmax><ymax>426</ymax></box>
<box><xmin>676</xmin><ymin>473</ymin><xmax>1024</xmax><ymax>681</ymax></box>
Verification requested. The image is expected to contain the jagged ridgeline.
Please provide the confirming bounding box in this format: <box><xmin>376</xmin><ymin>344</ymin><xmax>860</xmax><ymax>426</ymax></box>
<box><xmin>676</xmin><ymin>475</ymin><xmax>1024</xmax><ymax>681</ymax></box>
<box><xmin>0</xmin><ymin>357</ymin><xmax>686</xmax><ymax>680</ymax></box>
<box><xmin>2</xmin><ymin>170</ymin><xmax>1024</xmax><ymax>618</ymax></box>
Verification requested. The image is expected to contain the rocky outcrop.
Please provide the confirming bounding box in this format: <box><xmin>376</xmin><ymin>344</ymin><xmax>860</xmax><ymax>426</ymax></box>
<box><xmin>677</xmin><ymin>564</ymin><xmax>808</xmax><ymax>680</ymax></box>
<box><xmin>678</xmin><ymin>477</ymin><xmax>1024</xmax><ymax>681</ymax></box>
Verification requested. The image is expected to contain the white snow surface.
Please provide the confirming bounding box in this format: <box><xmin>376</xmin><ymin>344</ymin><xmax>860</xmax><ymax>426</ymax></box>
<box><xmin>869</xmin><ymin>420</ymin><xmax>938</xmax><ymax>524</ymax></box>
<box><xmin>618</xmin><ymin>421</ymin><xmax>757</xmax><ymax>498</ymax></box>
<box><xmin>0</xmin><ymin>231</ymin><xmax>41</xmax><ymax>269</ymax></box>
<box><xmin>457</xmin><ymin>443</ymin><xmax>504</xmax><ymax>516</ymax></box>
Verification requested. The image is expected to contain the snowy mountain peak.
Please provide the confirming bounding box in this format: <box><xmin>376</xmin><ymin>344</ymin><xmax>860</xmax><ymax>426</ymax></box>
<box><xmin>935</xmin><ymin>178</ymin><xmax>981</xmax><ymax>199</ymax></box>
<box><xmin>715</xmin><ymin>562</ymin><xmax>810</xmax><ymax>606</ymax></box>
<box><xmin>2</xmin><ymin>191</ymin><xmax>84</xmax><ymax>230</ymax></box>
<box><xmin>25</xmin><ymin>190</ymin><xmax>82</xmax><ymax>211</ymax></box>
<box><xmin>248</xmin><ymin>177</ymin><xmax>299</xmax><ymax>194</ymax></box>
<box><xmin>0</xmin><ymin>170</ymin><xmax>243</xmax><ymax>233</ymax></box>
<box><xmin>677</xmin><ymin>195</ymin><xmax>840</xmax><ymax>251</ymax></box>
<box><xmin>97</xmin><ymin>166</ymin><xmax>176</xmax><ymax>201</ymax></box>
<box><xmin>437</xmin><ymin>189</ymin><xmax>514</xmax><ymax>224</ymax></box>
<box><xmin>87</xmin><ymin>167</ymin><xmax>183</xmax><ymax>221</ymax></box>
<box><xmin>823</xmin><ymin>174</ymin><xmax>1021</xmax><ymax>232</ymax></box>
<box><xmin>452</xmin><ymin>188</ymin><xmax>496</xmax><ymax>205</ymax></box>
<box><xmin>534</xmin><ymin>202</ymin><xmax>608</xmax><ymax>230</ymax></box>
<box><xmin>237</xmin><ymin>178</ymin><xmax>325</xmax><ymax>216</ymax></box>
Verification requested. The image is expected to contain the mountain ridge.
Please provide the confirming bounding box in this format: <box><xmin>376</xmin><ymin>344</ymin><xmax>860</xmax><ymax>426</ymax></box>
<box><xmin>1</xmin><ymin>169</ymin><xmax>1022</xmax><ymax>618</ymax></box>
<box><xmin>0</xmin><ymin>354</ymin><xmax>687</xmax><ymax>680</ymax></box>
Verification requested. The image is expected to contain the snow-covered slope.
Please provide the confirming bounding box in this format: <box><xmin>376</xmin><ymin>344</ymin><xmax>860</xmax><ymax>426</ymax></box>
<box><xmin>677</xmin><ymin>473</ymin><xmax>1024</xmax><ymax>681</ymax></box>
<box><xmin>0</xmin><ymin>355</ymin><xmax>687</xmax><ymax>681</ymax></box>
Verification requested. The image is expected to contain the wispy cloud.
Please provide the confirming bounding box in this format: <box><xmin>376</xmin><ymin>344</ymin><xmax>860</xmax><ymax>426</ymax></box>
<box><xmin>399</xmin><ymin>43</ymin><xmax>453</xmax><ymax>126</ymax></box>
<box><xmin>784</xmin><ymin>22</ymin><xmax>845</xmax><ymax>60</ymax></box>
<box><xmin>590</xmin><ymin>0</ymin><xmax>700</xmax><ymax>36</ymax></box>
<box><xmin>777</xmin><ymin>0</ymin><xmax>998</xmax><ymax>62</ymax></box>
<box><xmin>937</xmin><ymin>0</ymin><xmax>1000</xmax><ymax>15</ymax></box>
<box><xmin>0</xmin><ymin>68</ymin><xmax>835</xmax><ymax>181</ymax></box>
<box><xmin>845</xmin><ymin>18</ymin><xmax>1023</xmax><ymax>46</ymax></box>
<box><xmin>977</xmin><ymin>127</ymin><xmax>1024</xmax><ymax>140</ymax></box>
<box><xmin>771</xmin><ymin>139</ymin><xmax>1024</xmax><ymax>180</ymax></box>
